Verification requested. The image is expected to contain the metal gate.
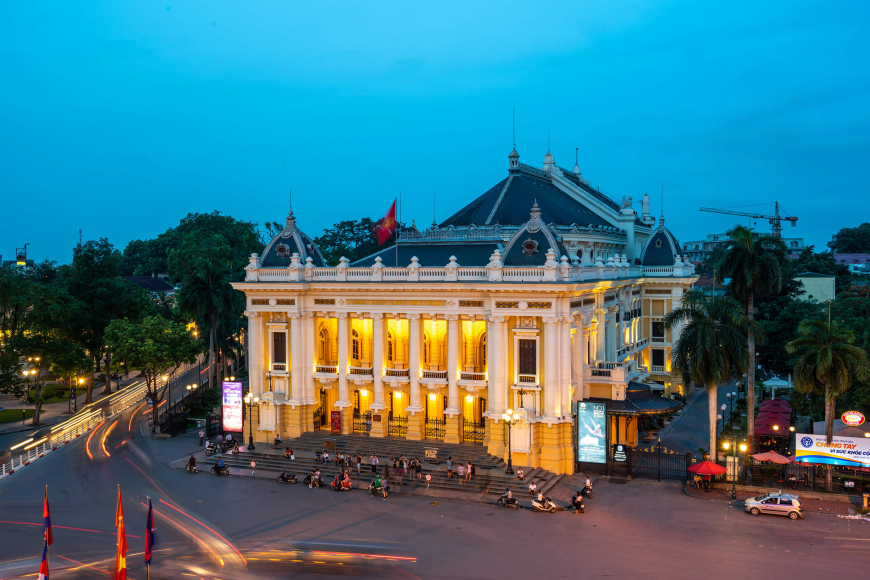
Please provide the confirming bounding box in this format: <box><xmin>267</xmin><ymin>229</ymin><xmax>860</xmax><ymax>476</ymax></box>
<box><xmin>353</xmin><ymin>413</ymin><xmax>369</xmax><ymax>435</ymax></box>
<box><xmin>313</xmin><ymin>406</ymin><xmax>323</xmax><ymax>429</ymax></box>
<box><xmin>205</xmin><ymin>413</ymin><xmax>222</xmax><ymax>438</ymax></box>
<box><xmin>462</xmin><ymin>418</ymin><xmax>485</xmax><ymax>443</ymax></box>
<box><xmin>425</xmin><ymin>418</ymin><xmax>445</xmax><ymax>439</ymax></box>
<box><xmin>609</xmin><ymin>443</ymin><xmax>691</xmax><ymax>482</ymax></box>
<box><xmin>388</xmin><ymin>415</ymin><xmax>408</xmax><ymax>437</ymax></box>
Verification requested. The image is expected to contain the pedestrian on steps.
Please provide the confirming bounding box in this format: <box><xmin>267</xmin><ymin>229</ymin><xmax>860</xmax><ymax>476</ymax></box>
<box><xmin>356</xmin><ymin>454</ymin><xmax>362</xmax><ymax>474</ymax></box>
<box><xmin>371</xmin><ymin>454</ymin><xmax>378</xmax><ymax>474</ymax></box>
<box><xmin>446</xmin><ymin>457</ymin><xmax>453</xmax><ymax>479</ymax></box>
<box><xmin>416</xmin><ymin>458</ymin><xmax>423</xmax><ymax>480</ymax></box>
<box><xmin>466</xmin><ymin>462</ymin><xmax>473</xmax><ymax>483</ymax></box>
<box><xmin>457</xmin><ymin>463</ymin><xmax>465</xmax><ymax>483</ymax></box>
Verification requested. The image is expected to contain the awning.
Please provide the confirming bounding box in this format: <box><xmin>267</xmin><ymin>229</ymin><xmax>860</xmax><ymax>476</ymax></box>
<box><xmin>603</xmin><ymin>382</ymin><xmax>684</xmax><ymax>416</ymax></box>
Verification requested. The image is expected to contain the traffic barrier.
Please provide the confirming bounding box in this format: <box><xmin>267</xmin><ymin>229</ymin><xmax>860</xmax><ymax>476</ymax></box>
<box><xmin>0</xmin><ymin>413</ymin><xmax>103</xmax><ymax>480</ymax></box>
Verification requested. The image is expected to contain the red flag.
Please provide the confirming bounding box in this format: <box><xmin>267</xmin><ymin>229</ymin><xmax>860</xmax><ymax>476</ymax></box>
<box><xmin>114</xmin><ymin>486</ymin><xmax>127</xmax><ymax>580</ymax></box>
<box><xmin>37</xmin><ymin>536</ymin><xmax>49</xmax><ymax>580</ymax></box>
<box><xmin>372</xmin><ymin>199</ymin><xmax>397</xmax><ymax>246</ymax></box>
<box><xmin>144</xmin><ymin>498</ymin><xmax>154</xmax><ymax>565</ymax></box>
<box><xmin>43</xmin><ymin>490</ymin><xmax>52</xmax><ymax>546</ymax></box>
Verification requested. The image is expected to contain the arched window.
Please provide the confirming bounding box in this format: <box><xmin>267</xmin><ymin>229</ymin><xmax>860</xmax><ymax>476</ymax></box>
<box><xmin>319</xmin><ymin>328</ymin><xmax>329</xmax><ymax>363</ymax></box>
<box><xmin>387</xmin><ymin>330</ymin><xmax>395</xmax><ymax>362</ymax></box>
<box><xmin>423</xmin><ymin>331</ymin><xmax>431</xmax><ymax>364</ymax></box>
<box><xmin>352</xmin><ymin>329</ymin><xmax>360</xmax><ymax>361</ymax></box>
<box><xmin>478</xmin><ymin>333</ymin><xmax>487</xmax><ymax>369</ymax></box>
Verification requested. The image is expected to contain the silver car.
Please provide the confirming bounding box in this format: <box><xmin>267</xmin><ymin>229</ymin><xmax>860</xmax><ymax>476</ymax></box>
<box><xmin>744</xmin><ymin>492</ymin><xmax>803</xmax><ymax>520</ymax></box>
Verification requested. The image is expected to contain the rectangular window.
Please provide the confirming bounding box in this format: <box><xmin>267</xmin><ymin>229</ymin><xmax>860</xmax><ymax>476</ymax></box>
<box><xmin>518</xmin><ymin>339</ymin><xmax>536</xmax><ymax>375</ymax></box>
<box><xmin>652</xmin><ymin>349</ymin><xmax>665</xmax><ymax>367</ymax></box>
<box><xmin>273</xmin><ymin>332</ymin><xmax>287</xmax><ymax>364</ymax></box>
<box><xmin>651</xmin><ymin>321</ymin><xmax>664</xmax><ymax>338</ymax></box>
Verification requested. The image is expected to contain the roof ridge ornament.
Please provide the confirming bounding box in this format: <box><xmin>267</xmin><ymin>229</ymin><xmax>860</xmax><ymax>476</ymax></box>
<box><xmin>527</xmin><ymin>201</ymin><xmax>542</xmax><ymax>233</ymax></box>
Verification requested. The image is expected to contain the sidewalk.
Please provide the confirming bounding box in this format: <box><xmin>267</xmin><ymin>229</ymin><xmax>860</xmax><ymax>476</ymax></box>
<box><xmin>683</xmin><ymin>484</ymin><xmax>854</xmax><ymax>514</ymax></box>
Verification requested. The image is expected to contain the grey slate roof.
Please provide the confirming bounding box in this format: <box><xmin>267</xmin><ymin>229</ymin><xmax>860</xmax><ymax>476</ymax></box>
<box><xmin>640</xmin><ymin>221</ymin><xmax>682</xmax><ymax>267</ymax></box>
<box><xmin>605</xmin><ymin>382</ymin><xmax>684</xmax><ymax>416</ymax></box>
<box><xmin>261</xmin><ymin>211</ymin><xmax>327</xmax><ymax>268</ymax></box>
<box><xmin>352</xmin><ymin>242</ymin><xmax>499</xmax><ymax>268</ymax></box>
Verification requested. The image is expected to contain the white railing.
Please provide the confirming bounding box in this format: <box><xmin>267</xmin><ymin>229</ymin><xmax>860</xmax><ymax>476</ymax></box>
<box><xmin>349</xmin><ymin>366</ymin><xmax>373</xmax><ymax>376</ymax></box>
<box><xmin>651</xmin><ymin>365</ymin><xmax>666</xmax><ymax>373</ymax></box>
<box><xmin>315</xmin><ymin>365</ymin><xmax>338</xmax><ymax>374</ymax></box>
<box><xmin>636</xmin><ymin>337</ymin><xmax>649</xmax><ymax>349</ymax></box>
<box><xmin>0</xmin><ymin>412</ymin><xmax>103</xmax><ymax>480</ymax></box>
<box><xmin>651</xmin><ymin>337</ymin><xmax>666</xmax><ymax>343</ymax></box>
<box><xmin>422</xmin><ymin>370</ymin><xmax>447</xmax><ymax>379</ymax></box>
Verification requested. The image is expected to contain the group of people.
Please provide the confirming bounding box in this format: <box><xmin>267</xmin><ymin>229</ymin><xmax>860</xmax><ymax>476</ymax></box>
<box><xmin>445</xmin><ymin>457</ymin><xmax>476</xmax><ymax>483</ymax></box>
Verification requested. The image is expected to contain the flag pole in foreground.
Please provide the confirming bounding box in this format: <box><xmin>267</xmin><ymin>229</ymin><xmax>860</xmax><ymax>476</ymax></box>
<box><xmin>115</xmin><ymin>485</ymin><xmax>127</xmax><ymax>580</ymax></box>
<box><xmin>145</xmin><ymin>496</ymin><xmax>155</xmax><ymax>580</ymax></box>
<box><xmin>40</xmin><ymin>485</ymin><xmax>52</xmax><ymax>579</ymax></box>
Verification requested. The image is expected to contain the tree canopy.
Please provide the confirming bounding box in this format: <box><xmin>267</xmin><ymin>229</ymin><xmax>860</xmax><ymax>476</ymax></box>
<box><xmin>314</xmin><ymin>217</ymin><xmax>399</xmax><ymax>266</ymax></box>
<box><xmin>827</xmin><ymin>222</ymin><xmax>870</xmax><ymax>254</ymax></box>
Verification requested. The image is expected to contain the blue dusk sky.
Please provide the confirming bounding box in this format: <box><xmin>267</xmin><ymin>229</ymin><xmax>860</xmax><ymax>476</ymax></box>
<box><xmin>1</xmin><ymin>1</ymin><xmax>868</xmax><ymax>264</ymax></box>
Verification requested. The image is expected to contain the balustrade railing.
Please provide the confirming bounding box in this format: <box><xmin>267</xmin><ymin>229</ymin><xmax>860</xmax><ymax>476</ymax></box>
<box><xmin>460</xmin><ymin>371</ymin><xmax>486</xmax><ymax>381</ymax></box>
<box><xmin>349</xmin><ymin>366</ymin><xmax>374</xmax><ymax>376</ymax></box>
<box><xmin>421</xmin><ymin>370</ymin><xmax>447</xmax><ymax>379</ymax></box>
<box><xmin>0</xmin><ymin>413</ymin><xmax>103</xmax><ymax>479</ymax></box>
<box><xmin>315</xmin><ymin>365</ymin><xmax>338</xmax><ymax>374</ymax></box>
<box><xmin>651</xmin><ymin>337</ymin><xmax>666</xmax><ymax>343</ymax></box>
<box><xmin>517</xmin><ymin>374</ymin><xmax>537</xmax><ymax>384</ymax></box>
<box><xmin>651</xmin><ymin>365</ymin><xmax>666</xmax><ymax>373</ymax></box>
<box><xmin>385</xmin><ymin>368</ymin><xmax>410</xmax><ymax>378</ymax></box>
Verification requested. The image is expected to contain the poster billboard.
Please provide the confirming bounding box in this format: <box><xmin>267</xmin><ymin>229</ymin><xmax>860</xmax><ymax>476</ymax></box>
<box><xmin>576</xmin><ymin>401</ymin><xmax>607</xmax><ymax>464</ymax></box>
<box><xmin>222</xmin><ymin>381</ymin><xmax>244</xmax><ymax>432</ymax></box>
<box><xmin>795</xmin><ymin>433</ymin><xmax>870</xmax><ymax>467</ymax></box>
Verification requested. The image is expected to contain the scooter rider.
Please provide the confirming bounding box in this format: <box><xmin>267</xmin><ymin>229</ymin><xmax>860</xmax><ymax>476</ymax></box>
<box><xmin>571</xmin><ymin>490</ymin><xmax>584</xmax><ymax>514</ymax></box>
<box><xmin>187</xmin><ymin>455</ymin><xmax>197</xmax><ymax>470</ymax></box>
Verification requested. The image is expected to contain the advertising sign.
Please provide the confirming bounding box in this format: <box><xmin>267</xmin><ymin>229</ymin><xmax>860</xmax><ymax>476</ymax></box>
<box><xmin>331</xmin><ymin>411</ymin><xmax>342</xmax><ymax>434</ymax></box>
<box><xmin>576</xmin><ymin>402</ymin><xmax>607</xmax><ymax>464</ymax></box>
<box><xmin>222</xmin><ymin>381</ymin><xmax>244</xmax><ymax>432</ymax></box>
<box><xmin>795</xmin><ymin>433</ymin><xmax>870</xmax><ymax>467</ymax></box>
<box><xmin>842</xmin><ymin>411</ymin><xmax>865</xmax><ymax>427</ymax></box>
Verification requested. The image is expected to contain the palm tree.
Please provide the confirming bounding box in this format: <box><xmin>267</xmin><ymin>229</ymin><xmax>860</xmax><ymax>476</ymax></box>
<box><xmin>665</xmin><ymin>290</ymin><xmax>763</xmax><ymax>460</ymax></box>
<box><xmin>716</xmin><ymin>225</ymin><xmax>786</xmax><ymax>451</ymax></box>
<box><xmin>786</xmin><ymin>320</ymin><xmax>869</xmax><ymax>444</ymax></box>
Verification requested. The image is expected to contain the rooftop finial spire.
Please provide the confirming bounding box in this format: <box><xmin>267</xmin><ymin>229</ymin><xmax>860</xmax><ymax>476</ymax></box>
<box><xmin>512</xmin><ymin>106</ymin><xmax>516</xmax><ymax>149</ymax></box>
<box><xmin>547</xmin><ymin>128</ymin><xmax>550</xmax><ymax>153</ymax></box>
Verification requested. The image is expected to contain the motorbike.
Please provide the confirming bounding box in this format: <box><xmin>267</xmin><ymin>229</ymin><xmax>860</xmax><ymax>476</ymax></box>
<box><xmin>531</xmin><ymin>496</ymin><xmax>559</xmax><ymax>513</ymax></box>
<box><xmin>330</xmin><ymin>478</ymin><xmax>352</xmax><ymax>492</ymax></box>
<box><xmin>496</xmin><ymin>494</ymin><xmax>519</xmax><ymax>510</ymax></box>
<box><xmin>571</xmin><ymin>497</ymin><xmax>585</xmax><ymax>514</ymax></box>
<box><xmin>204</xmin><ymin>443</ymin><xmax>217</xmax><ymax>457</ymax></box>
<box><xmin>211</xmin><ymin>464</ymin><xmax>229</xmax><ymax>477</ymax></box>
<box><xmin>277</xmin><ymin>470</ymin><xmax>297</xmax><ymax>484</ymax></box>
<box><xmin>368</xmin><ymin>481</ymin><xmax>389</xmax><ymax>496</ymax></box>
<box><xmin>186</xmin><ymin>463</ymin><xmax>198</xmax><ymax>474</ymax></box>
<box><xmin>304</xmin><ymin>474</ymin><xmax>322</xmax><ymax>488</ymax></box>
<box><xmin>581</xmin><ymin>485</ymin><xmax>593</xmax><ymax>499</ymax></box>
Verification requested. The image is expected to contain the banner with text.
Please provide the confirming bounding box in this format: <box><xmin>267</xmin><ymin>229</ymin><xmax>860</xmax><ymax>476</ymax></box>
<box><xmin>222</xmin><ymin>381</ymin><xmax>244</xmax><ymax>432</ymax></box>
<box><xmin>795</xmin><ymin>433</ymin><xmax>870</xmax><ymax>467</ymax></box>
<box><xmin>576</xmin><ymin>402</ymin><xmax>607</xmax><ymax>464</ymax></box>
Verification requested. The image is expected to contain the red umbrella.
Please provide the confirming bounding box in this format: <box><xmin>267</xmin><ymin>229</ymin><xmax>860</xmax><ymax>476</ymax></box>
<box><xmin>751</xmin><ymin>451</ymin><xmax>791</xmax><ymax>464</ymax></box>
<box><xmin>756</xmin><ymin>411</ymin><xmax>790</xmax><ymax>420</ymax></box>
<box><xmin>755</xmin><ymin>418</ymin><xmax>788</xmax><ymax>429</ymax></box>
<box><xmin>761</xmin><ymin>401</ymin><xmax>792</xmax><ymax>411</ymax></box>
<box><xmin>687</xmin><ymin>461</ymin><xmax>727</xmax><ymax>475</ymax></box>
<box><xmin>755</xmin><ymin>424</ymin><xmax>789</xmax><ymax>437</ymax></box>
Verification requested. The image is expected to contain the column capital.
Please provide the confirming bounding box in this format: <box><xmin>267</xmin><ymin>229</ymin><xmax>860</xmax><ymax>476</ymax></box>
<box><xmin>370</xmin><ymin>312</ymin><xmax>384</xmax><ymax>320</ymax></box>
<box><xmin>336</xmin><ymin>312</ymin><xmax>349</xmax><ymax>319</ymax></box>
<box><xmin>542</xmin><ymin>316</ymin><xmax>559</xmax><ymax>325</ymax></box>
<box><xmin>487</xmin><ymin>315</ymin><xmax>507</xmax><ymax>324</ymax></box>
<box><xmin>288</xmin><ymin>312</ymin><xmax>301</xmax><ymax>320</ymax></box>
<box><xmin>407</xmin><ymin>313</ymin><xmax>421</xmax><ymax>321</ymax></box>
<box><xmin>445</xmin><ymin>314</ymin><xmax>459</xmax><ymax>322</ymax></box>
<box><xmin>301</xmin><ymin>311</ymin><xmax>315</xmax><ymax>319</ymax></box>
<box><xmin>243</xmin><ymin>310</ymin><xmax>261</xmax><ymax>318</ymax></box>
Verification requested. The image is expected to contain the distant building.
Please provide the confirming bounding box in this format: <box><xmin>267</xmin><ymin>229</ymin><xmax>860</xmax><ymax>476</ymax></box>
<box><xmin>1</xmin><ymin>246</ymin><xmax>35</xmax><ymax>271</ymax></box>
<box><xmin>122</xmin><ymin>276</ymin><xmax>176</xmax><ymax>299</ymax></box>
<box><xmin>794</xmin><ymin>272</ymin><xmax>835</xmax><ymax>303</ymax></box>
<box><xmin>834</xmin><ymin>253</ymin><xmax>870</xmax><ymax>272</ymax></box>
<box><xmin>692</xmin><ymin>272</ymin><xmax>727</xmax><ymax>297</ymax></box>
<box><xmin>682</xmin><ymin>233</ymin><xmax>806</xmax><ymax>263</ymax></box>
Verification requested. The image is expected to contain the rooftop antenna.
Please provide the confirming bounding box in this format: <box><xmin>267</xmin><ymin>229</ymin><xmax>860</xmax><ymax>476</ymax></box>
<box><xmin>512</xmin><ymin>107</ymin><xmax>516</xmax><ymax>149</ymax></box>
<box><xmin>547</xmin><ymin>128</ymin><xmax>550</xmax><ymax>153</ymax></box>
<box><xmin>660</xmin><ymin>183</ymin><xmax>664</xmax><ymax>218</ymax></box>
<box><xmin>575</xmin><ymin>147</ymin><xmax>578</xmax><ymax>165</ymax></box>
<box><xmin>79</xmin><ymin>229</ymin><xmax>82</xmax><ymax>245</ymax></box>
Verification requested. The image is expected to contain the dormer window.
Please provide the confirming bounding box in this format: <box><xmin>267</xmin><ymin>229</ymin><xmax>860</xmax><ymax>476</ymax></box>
<box><xmin>276</xmin><ymin>243</ymin><xmax>290</xmax><ymax>257</ymax></box>
<box><xmin>522</xmin><ymin>238</ymin><xmax>539</xmax><ymax>255</ymax></box>
<box><xmin>655</xmin><ymin>239</ymin><xmax>663</xmax><ymax>249</ymax></box>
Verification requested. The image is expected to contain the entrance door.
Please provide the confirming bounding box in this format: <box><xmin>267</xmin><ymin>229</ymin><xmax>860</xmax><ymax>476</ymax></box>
<box><xmin>319</xmin><ymin>388</ymin><xmax>327</xmax><ymax>427</ymax></box>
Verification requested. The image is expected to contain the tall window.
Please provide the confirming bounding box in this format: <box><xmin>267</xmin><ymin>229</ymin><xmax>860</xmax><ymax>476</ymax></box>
<box><xmin>387</xmin><ymin>330</ymin><xmax>395</xmax><ymax>362</ymax></box>
<box><xmin>652</xmin><ymin>349</ymin><xmax>665</xmax><ymax>367</ymax></box>
<box><xmin>352</xmin><ymin>329</ymin><xmax>360</xmax><ymax>361</ymax></box>
<box><xmin>478</xmin><ymin>333</ymin><xmax>487</xmax><ymax>369</ymax></box>
<box><xmin>319</xmin><ymin>329</ymin><xmax>330</xmax><ymax>363</ymax></box>
<box><xmin>651</xmin><ymin>321</ymin><xmax>664</xmax><ymax>339</ymax></box>
<box><xmin>273</xmin><ymin>332</ymin><xmax>287</xmax><ymax>364</ymax></box>
<box><xmin>518</xmin><ymin>339</ymin><xmax>536</xmax><ymax>375</ymax></box>
<box><xmin>353</xmin><ymin>390</ymin><xmax>360</xmax><ymax>415</ymax></box>
<box><xmin>423</xmin><ymin>331</ymin><xmax>431</xmax><ymax>364</ymax></box>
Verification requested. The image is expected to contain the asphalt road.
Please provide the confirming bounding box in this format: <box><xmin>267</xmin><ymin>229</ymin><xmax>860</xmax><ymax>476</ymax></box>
<box><xmin>0</xmin><ymin>403</ymin><xmax>867</xmax><ymax>580</ymax></box>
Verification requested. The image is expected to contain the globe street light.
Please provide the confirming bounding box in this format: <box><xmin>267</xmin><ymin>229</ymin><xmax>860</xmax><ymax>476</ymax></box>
<box><xmin>502</xmin><ymin>409</ymin><xmax>520</xmax><ymax>475</ymax></box>
<box><xmin>722</xmin><ymin>433</ymin><xmax>747</xmax><ymax>500</ymax></box>
<box><xmin>244</xmin><ymin>393</ymin><xmax>259</xmax><ymax>450</ymax></box>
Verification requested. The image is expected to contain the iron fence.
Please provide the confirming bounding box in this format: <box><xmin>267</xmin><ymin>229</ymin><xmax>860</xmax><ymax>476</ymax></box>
<box><xmin>462</xmin><ymin>418</ymin><xmax>485</xmax><ymax>443</ymax></box>
<box><xmin>353</xmin><ymin>414</ymin><xmax>369</xmax><ymax>435</ymax></box>
<box><xmin>425</xmin><ymin>418</ymin><xmax>445</xmax><ymax>439</ymax></box>
<box><xmin>608</xmin><ymin>443</ymin><xmax>692</xmax><ymax>482</ymax></box>
<box><xmin>388</xmin><ymin>415</ymin><xmax>408</xmax><ymax>437</ymax></box>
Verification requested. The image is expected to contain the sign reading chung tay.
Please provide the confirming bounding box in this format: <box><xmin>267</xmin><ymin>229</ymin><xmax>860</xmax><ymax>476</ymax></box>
<box><xmin>222</xmin><ymin>381</ymin><xmax>244</xmax><ymax>432</ymax></box>
<box><xmin>576</xmin><ymin>402</ymin><xmax>607</xmax><ymax>464</ymax></box>
<box><xmin>795</xmin><ymin>433</ymin><xmax>870</xmax><ymax>467</ymax></box>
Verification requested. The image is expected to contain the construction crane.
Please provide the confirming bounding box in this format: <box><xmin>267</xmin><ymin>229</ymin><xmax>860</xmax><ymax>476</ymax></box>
<box><xmin>698</xmin><ymin>202</ymin><xmax>798</xmax><ymax>237</ymax></box>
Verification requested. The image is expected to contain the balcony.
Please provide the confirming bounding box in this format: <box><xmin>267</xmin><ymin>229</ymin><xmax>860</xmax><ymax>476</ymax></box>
<box><xmin>651</xmin><ymin>336</ymin><xmax>666</xmax><ymax>344</ymax></box>
<box><xmin>516</xmin><ymin>374</ymin><xmax>537</xmax><ymax>385</ymax></box>
<box><xmin>651</xmin><ymin>365</ymin><xmax>667</xmax><ymax>374</ymax></box>
<box><xmin>315</xmin><ymin>365</ymin><xmax>337</xmax><ymax>374</ymax></box>
<box><xmin>349</xmin><ymin>366</ymin><xmax>373</xmax><ymax>377</ymax></box>
<box><xmin>421</xmin><ymin>370</ymin><xmax>447</xmax><ymax>380</ymax></box>
<box><xmin>272</xmin><ymin>363</ymin><xmax>287</xmax><ymax>372</ymax></box>
<box><xmin>385</xmin><ymin>368</ymin><xmax>410</xmax><ymax>378</ymax></box>
<box><xmin>460</xmin><ymin>371</ymin><xmax>486</xmax><ymax>381</ymax></box>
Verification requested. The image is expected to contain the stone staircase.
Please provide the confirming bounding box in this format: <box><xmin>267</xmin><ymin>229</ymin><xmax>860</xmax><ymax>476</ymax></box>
<box><xmin>200</xmin><ymin>431</ymin><xmax>559</xmax><ymax>496</ymax></box>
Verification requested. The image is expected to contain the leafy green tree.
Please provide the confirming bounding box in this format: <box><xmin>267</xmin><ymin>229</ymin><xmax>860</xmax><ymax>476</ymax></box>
<box><xmin>717</xmin><ymin>225</ymin><xmax>786</xmax><ymax>451</ymax></box>
<box><xmin>665</xmin><ymin>290</ymin><xmax>762</xmax><ymax>459</ymax></box>
<box><xmin>170</xmin><ymin>234</ymin><xmax>240</xmax><ymax>392</ymax></box>
<box><xmin>787</xmin><ymin>246</ymin><xmax>851</xmax><ymax>292</ymax></box>
<box><xmin>258</xmin><ymin>220</ymin><xmax>283</xmax><ymax>246</ymax></box>
<box><xmin>787</xmin><ymin>320</ymin><xmax>870</xmax><ymax>444</ymax></box>
<box><xmin>0</xmin><ymin>268</ymin><xmax>32</xmax><ymax>396</ymax></box>
<box><xmin>827</xmin><ymin>222</ymin><xmax>870</xmax><ymax>254</ymax></box>
<box><xmin>105</xmin><ymin>315</ymin><xmax>201</xmax><ymax>429</ymax></box>
<box><xmin>314</xmin><ymin>217</ymin><xmax>400</xmax><ymax>265</ymax></box>
<box><xmin>61</xmin><ymin>239</ymin><xmax>150</xmax><ymax>401</ymax></box>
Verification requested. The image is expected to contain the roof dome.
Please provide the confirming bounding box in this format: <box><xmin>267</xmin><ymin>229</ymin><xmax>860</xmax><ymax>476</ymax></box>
<box><xmin>260</xmin><ymin>208</ymin><xmax>327</xmax><ymax>268</ymax></box>
<box><xmin>501</xmin><ymin>203</ymin><xmax>568</xmax><ymax>266</ymax></box>
<box><xmin>640</xmin><ymin>215</ymin><xmax>682</xmax><ymax>267</ymax></box>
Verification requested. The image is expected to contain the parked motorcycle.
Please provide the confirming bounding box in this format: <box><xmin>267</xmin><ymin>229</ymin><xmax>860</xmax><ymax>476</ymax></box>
<box><xmin>277</xmin><ymin>470</ymin><xmax>297</xmax><ymax>484</ymax></box>
<box><xmin>330</xmin><ymin>477</ymin><xmax>352</xmax><ymax>492</ymax></box>
<box><xmin>531</xmin><ymin>496</ymin><xmax>559</xmax><ymax>513</ymax></box>
<box><xmin>211</xmin><ymin>464</ymin><xmax>229</xmax><ymax>477</ymax></box>
<box><xmin>368</xmin><ymin>480</ymin><xmax>389</xmax><ymax>496</ymax></box>
<box><xmin>496</xmin><ymin>494</ymin><xmax>519</xmax><ymax>510</ymax></box>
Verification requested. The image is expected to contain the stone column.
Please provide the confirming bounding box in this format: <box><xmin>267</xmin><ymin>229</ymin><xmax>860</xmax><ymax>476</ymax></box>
<box><xmin>595</xmin><ymin>309</ymin><xmax>607</xmax><ymax>362</ymax></box>
<box><xmin>444</xmin><ymin>314</ymin><xmax>461</xmax><ymax>444</ymax></box>
<box><xmin>336</xmin><ymin>312</ymin><xmax>352</xmax><ymax>435</ymax></box>
<box><xmin>289</xmin><ymin>313</ymin><xmax>303</xmax><ymax>404</ymax></box>
<box><xmin>463</xmin><ymin>319</ymin><xmax>475</xmax><ymax>371</ymax></box>
<box><xmin>406</xmin><ymin>314</ymin><xmax>424</xmax><ymax>440</ymax></box>
<box><xmin>484</xmin><ymin>315</ymin><xmax>507</xmax><ymax>456</ymax></box>
<box><xmin>560</xmin><ymin>317</ymin><xmax>572</xmax><ymax>417</ymax></box>
<box><xmin>246</xmin><ymin>311</ymin><xmax>263</xmax><ymax>396</ymax></box>
<box><xmin>370</xmin><ymin>313</ymin><xmax>386</xmax><ymax>437</ymax></box>
<box><xmin>361</xmin><ymin>317</ymin><xmax>372</xmax><ymax>365</ymax></box>
<box><xmin>543</xmin><ymin>316</ymin><xmax>559</xmax><ymax>417</ymax></box>
<box><xmin>607</xmin><ymin>307</ymin><xmax>617</xmax><ymax>362</ymax></box>
<box><xmin>396</xmin><ymin>318</ymin><xmax>407</xmax><ymax>368</ymax></box>
<box><xmin>303</xmin><ymin>313</ymin><xmax>316</xmax><ymax>408</ymax></box>
<box><xmin>573</xmin><ymin>316</ymin><xmax>584</xmax><ymax>402</ymax></box>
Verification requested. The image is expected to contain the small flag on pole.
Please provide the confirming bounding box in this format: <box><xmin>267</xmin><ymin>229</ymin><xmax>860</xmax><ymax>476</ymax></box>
<box><xmin>114</xmin><ymin>486</ymin><xmax>127</xmax><ymax>580</ymax></box>
<box><xmin>38</xmin><ymin>536</ymin><xmax>49</xmax><ymax>580</ymax></box>
<box><xmin>43</xmin><ymin>488</ymin><xmax>52</xmax><ymax>545</ymax></box>
<box><xmin>144</xmin><ymin>497</ymin><xmax>154</xmax><ymax>565</ymax></box>
<box><xmin>372</xmin><ymin>199</ymin><xmax>397</xmax><ymax>246</ymax></box>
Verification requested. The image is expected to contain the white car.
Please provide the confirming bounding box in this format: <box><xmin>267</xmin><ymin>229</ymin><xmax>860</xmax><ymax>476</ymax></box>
<box><xmin>744</xmin><ymin>492</ymin><xmax>802</xmax><ymax>520</ymax></box>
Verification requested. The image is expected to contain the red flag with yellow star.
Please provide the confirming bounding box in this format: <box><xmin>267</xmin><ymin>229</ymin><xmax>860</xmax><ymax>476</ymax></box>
<box><xmin>114</xmin><ymin>486</ymin><xmax>127</xmax><ymax>580</ymax></box>
<box><xmin>372</xmin><ymin>199</ymin><xmax>397</xmax><ymax>245</ymax></box>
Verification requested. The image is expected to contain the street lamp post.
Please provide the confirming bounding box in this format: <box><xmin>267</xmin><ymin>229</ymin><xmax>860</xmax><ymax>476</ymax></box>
<box><xmin>722</xmin><ymin>432</ymin><xmax>747</xmax><ymax>500</ymax></box>
<box><xmin>502</xmin><ymin>409</ymin><xmax>520</xmax><ymax>475</ymax></box>
<box><xmin>726</xmin><ymin>393</ymin><xmax>732</xmax><ymax>427</ymax></box>
<box><xmin>244</xmin><ymin>393</ymin><xmax>259</xmax><ymax>450</ymax></box>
